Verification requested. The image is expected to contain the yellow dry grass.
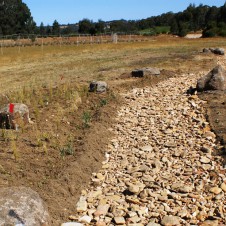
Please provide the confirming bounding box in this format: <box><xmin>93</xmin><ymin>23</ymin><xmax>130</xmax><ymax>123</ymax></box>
<box><xmin>0</xmin><ymin>35</ymin><xmax>226</xmax><ymax>94</ymax></box>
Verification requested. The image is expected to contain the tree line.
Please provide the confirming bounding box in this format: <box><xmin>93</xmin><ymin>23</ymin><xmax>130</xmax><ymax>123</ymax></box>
<box><xmin>1</xmin><ymin>0</ymin><xmax>226</xmax><ymax>37</ymax></box>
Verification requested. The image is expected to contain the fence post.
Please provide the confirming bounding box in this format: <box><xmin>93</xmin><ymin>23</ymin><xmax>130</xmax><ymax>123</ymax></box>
<box><xmin>112</xmin><ymin>33</ymin><xmax>118</xmax><ymax>44</ymax></box>
<box><xmin>60</xmin><ymin>35</ymin><xmax>62</xmax><ymax>48</ymax></box>
<box><xmin>90</xmin><ymin>35</ymin><xmax>93</xmax><ymax>44</ymax></box>
<box><xmin>41</xmin><ymin>37</ymin><xmax>44</xmax><ymax>52</ymax></box>
<box><xmin>77</xmin><ymin>36</ymin><xmax>79</xmax><ymax>46</ymax></box>
<box><xmin>18</xmin><ymin>35</ymin><xmax>21</xmax><ymax>54</ymax></box>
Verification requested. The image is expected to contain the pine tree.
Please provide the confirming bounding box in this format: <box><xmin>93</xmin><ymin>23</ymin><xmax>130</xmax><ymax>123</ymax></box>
<box><xmin>52</xmin><ymin>20</ymin><xmax>60</xmax><ymax>36</ymax></box>
<box><xmin>39</xmin><ymin>22</ymin><xmax>45</xmax><ymax>36</ymax></box>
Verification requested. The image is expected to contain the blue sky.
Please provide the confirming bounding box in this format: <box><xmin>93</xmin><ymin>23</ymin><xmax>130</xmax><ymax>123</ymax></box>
<box><xmin>23</xmin><ymin>0</ymin><xmax>225</xmax><ymax>25</ymax></box>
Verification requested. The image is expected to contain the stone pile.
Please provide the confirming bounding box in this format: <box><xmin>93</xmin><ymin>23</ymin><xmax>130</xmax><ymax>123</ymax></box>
<box><xmin>64</xmin><ymin>72</ymin><xmax>225</xmax><ymax>225</ymax></box>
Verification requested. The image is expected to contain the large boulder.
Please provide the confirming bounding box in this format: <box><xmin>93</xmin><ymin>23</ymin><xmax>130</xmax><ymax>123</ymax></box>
<box><xmin>132</xmin><ymin>68</ymin><xmax>160</xmax><ymax>78</ymax></box>
<box><xmin>0</xmin><ymin>103</ymin><xmax>32</xmax><ymax>130</ymax></box>
<box><xmin>197</xmin><ymin>65</ymin><xmax>226</xmax><ymax>91</ymax></box>
<box><xmin>89</xmin><ymin>81</ymin><xmax>107</xmax><ymax>93</ymax></box>
<box><xmin>211</xmin><ymin>48</ymin><xmax>225</xmax><ymax>55</ymax></box>
<box><xmin>0</xmin><ymin>187</ymin><xmax>50</xmax><ymax>226</ymax></box>
<box><xmin>203</xmin><ymin>48</ymin><xmax>225</xmax><ymax>55</ymax></box>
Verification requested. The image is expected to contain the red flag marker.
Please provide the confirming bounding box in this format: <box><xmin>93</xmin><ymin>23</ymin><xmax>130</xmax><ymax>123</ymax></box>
<box><xmin>9</xmin><ymin>103</ymin><xmax>14</xmax><ymax>113</ymax></box>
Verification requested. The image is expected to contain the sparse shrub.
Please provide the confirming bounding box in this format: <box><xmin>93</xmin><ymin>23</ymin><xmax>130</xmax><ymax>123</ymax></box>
<box><xmin>178</xmin><ymin>29</ymin><xmax>188</xmax><ymax>37</ymax></box>
<box><xmin>218</xmin><ymin>28</ymin><xmax>226</xmax><ymax>37</ymax></box>
<box><xmin>202</xmin><ymin>28</ymin><xmax>217</xmax><ymax>37</ymax></box>
<box><xmin>11</xmin><ymin>140</ymin><xmax>19</xmax><ymax>161</ymax></box>
<box><xmin>1</xmin><ymin>129</ymin><xmax>7</xmax><ymax>141</ymax></box>
<box><xmin>59</xmin><ymin>142</ymin><xmax>74</xmax><ymax>157</ymax></box>
<box><xmin>30</xmin><ymin>35</ymin><xmax>36</xmax><ymax>43</ymax></box>
<box><xmin>33</xmin><ymin>104</ymin><xmax>40</xmax><ymax>120</ymax></box>
<box><xmin>99</xmin><ymin>98</ymin><xmax>108</xmax><ymax>107</ymax></box>
<box><xmin>82</xmin><ymin>111</ymin><xmax>91</xmax><ymax>128</ymax></box>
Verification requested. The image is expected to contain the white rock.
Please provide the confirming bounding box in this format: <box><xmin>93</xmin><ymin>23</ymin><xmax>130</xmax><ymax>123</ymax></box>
<box><xmin>114</xmin><ymin>216</ymin><xmax>126</xmax><ymax>225</ymax></box>
<box><xmin>76</xmin><ymin>197</ymin><xmax>87</xmax><ymax>212</ymax></box>
<box><xmin>79</xmin><ymin>215</ymin><xmax>92</xmax><ymax>224</ymax></box>
<box><xmin>61</xmin><ymin>223</ymin><xmax>84</xmax><ymax>226</ymax></box>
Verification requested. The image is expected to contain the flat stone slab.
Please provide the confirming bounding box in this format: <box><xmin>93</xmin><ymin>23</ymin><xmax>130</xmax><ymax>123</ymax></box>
<box><xmin>132</xmin><ymin>68</ymin><xmax>160</xmax><ymax>77</ymax></box>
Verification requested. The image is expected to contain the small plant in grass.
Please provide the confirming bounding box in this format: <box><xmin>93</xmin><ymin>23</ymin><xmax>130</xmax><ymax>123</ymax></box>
<box><xmin>36</xmin><ymin>137</ymin><xmax>43</xmax><ymax>147</ymax></box>
<box><xmin>82</xmin><ymin>111</ymin><xmax>91</xmax><ymax>128</ymax></box>
<box><xmin>41</xmin><ymin>132</ymin><xmax>51</xmax><ymax>142</ymax></box>
<box><xmin>35</xmin><ymin>130</ymin><xmax>43</xmax><ymax>147</ymax></box>
<box><xmin>43</xmin><ymin>143</ymin><xmax>48</xmax><ymax>154</ymax></box>
<box><xmin>99</xmin><ymin>98</ymin><xmax>108</xmax><ymax>107</ymax></box>
<box><xmin>59</xmin><ymin>142</ymin><xmax>74</xmax><ymax>158</ymax></box>
<box><xmin>1</xmin><ymin>129</ymin><xmax>7</xmax><ymax>141</ymax></box>
<box><xmin>79</xmin><ymin>85</ymin><xmax>89</xmax><ymax>98</ymax></box>
<box><xmin>11</xmin><ymin>140</ymin><xmax>19</xmax><ymax>161</ymax></box>
<box><xmin>8</xmin><ymin>130</ymin><xmax>18</xmax><ymax>141</ymax></box>
<box><xmin>48</xmin><ymin>83</ymin><xmax>53</xmax><ymax>102</ymax></box>
<box><xmin>108</xmin><ymin>90</ymin><xmax>117</xmax><ymax>101</ymax></box>
<box><xmin>38</xmin><ymin>96</ymin><xmax>44</xmax><ymax>107</ymax></box>
<box><xmin>33</xmin><ymin>104</ymin><xmax>40</xmax><ymax>121</ymax></box>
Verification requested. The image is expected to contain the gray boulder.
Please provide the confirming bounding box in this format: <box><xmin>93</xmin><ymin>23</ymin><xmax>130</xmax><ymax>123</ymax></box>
<box><xmin>203</xmin><ymin>48</ymin><xmax>210</xmax><ymax>53</ymax></box>
<box><xmin>132</xmin><ymin>68</ymin><xmax>160</xmax><ymax>78</ymax></box>
<box><xmin>0</xmin><ymin>103</ymin><xmax>32</xmax><ymax>130</ymax></box>
<box><xmin>211</xmin><ymin>48</ymin><xmax>225</xmax><ymax>55</ymax></box>
<box><xmin>0</xmin><ymin>187</ymin><xmax>50</xmax><ymax>226</ymax></box>
<box><xmin>197</xmin><ymin>65</ymin><xmax>226</xmax><ymax>91</ymax></box>
<box><xmin>89</xmin><ymin>81</ymin><xmax>107</xmax><ymax>93</ymax></box>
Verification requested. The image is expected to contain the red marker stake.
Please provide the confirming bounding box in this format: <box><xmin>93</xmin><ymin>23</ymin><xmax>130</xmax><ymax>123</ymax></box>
<box><xmin>9</xmin><ymin>103</ymin><xmax>14</xmax><ymax>113</ymax></box>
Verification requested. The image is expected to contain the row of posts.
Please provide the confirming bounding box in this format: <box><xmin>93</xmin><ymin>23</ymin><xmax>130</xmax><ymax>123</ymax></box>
<box><xmin>0</xmin><ymin>33</ymin><xmax>144</xmax><ymax>55</ymax></box>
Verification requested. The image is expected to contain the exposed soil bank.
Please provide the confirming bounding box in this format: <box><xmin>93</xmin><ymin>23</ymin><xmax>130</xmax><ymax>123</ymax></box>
<box><xmin>199</xmin><ymin>91</ymin><xmax>226</xmax><ymax>162</ymax></box>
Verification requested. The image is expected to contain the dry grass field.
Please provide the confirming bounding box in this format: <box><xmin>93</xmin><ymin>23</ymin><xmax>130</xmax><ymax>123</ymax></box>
<box><xmin>0</xmin><ymin>35</ymin><xmax>226</xmax><ymax>224</ymax></box>
<box><xmin>1</xmin><ymin>35</ymin><xmax>226</xmax><ymax>93</ymax></box>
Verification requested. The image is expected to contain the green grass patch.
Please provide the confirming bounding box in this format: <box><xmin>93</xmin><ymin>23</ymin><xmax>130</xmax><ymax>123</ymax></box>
<box><xmin>140</xmin><ymin>26</ymin><xmax>170</xmax><ymax>35</ymax></box>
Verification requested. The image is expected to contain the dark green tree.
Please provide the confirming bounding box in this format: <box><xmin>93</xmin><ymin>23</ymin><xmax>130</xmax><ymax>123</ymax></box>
<box><xmin>95</xmin><ymin>19</ymin><xmax>105</xmax><ymax>34</ymax></box>
<box><xmin>78</xmin><ymin>19</ymin><xmax>94</xmax><ymax>34</ymax></box>
<box><xmin>170</xmin><ymin>19</ymin><xmax>179</xmax><ymax>34</ymax></box>
<box><xmin>110</xmin><ymin>20</ymin><xmax>130</xmax><ymax>32</ymax></box>
<box><xmin>46</xmin><ymin>25</ymin><xmax>52</xmax><ymax>36</ymax></box>
<box><xmin>39</xmin><ymin>22</ymin><xmax>45</xmax><ymax>36</ymax></box>
<box><xmin>52</xmin><ymin>20</ymin><xmax>60</xmax><ymax>36</ymax></box>
<box><xmin>218</xmin><ymin>3</ymin><xmax>226</xmax><ymax>22</ymax></box>
<box><xmin>61</xmin><ymin>24</ymin><xmax>73</xmax><ymax>35</ymax></box>
<box><xmin>205</xmin><ymin>6</ymin><xmax>219</xmax><ymax>23</ymax></box>
<box><xmin>0</xmin><ymin>0</ymin><xmax>36</xmax><ymax>35</ymax></box>
<box><xmin>202</xmin><ymin>21</ymin><xmax>218</xmax><ymax>37</ymax></box>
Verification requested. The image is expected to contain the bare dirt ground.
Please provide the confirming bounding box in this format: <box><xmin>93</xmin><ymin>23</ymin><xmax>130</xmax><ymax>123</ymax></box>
<box><xmin>0</xmin><ymin>36</ymin><xmax>226</xmax><ymax>225</ymax></box>
<box><xmin>199</xmin><ymin>90</ymin><xmax>226</xmax><ymax>160</ymax></box>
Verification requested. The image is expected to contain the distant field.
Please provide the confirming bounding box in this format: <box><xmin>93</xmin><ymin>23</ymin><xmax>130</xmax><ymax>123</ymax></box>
<box><xmin>0</xmin><ymin>35</ymin><xmax>225</xmax><ymax>94</ymax></box>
